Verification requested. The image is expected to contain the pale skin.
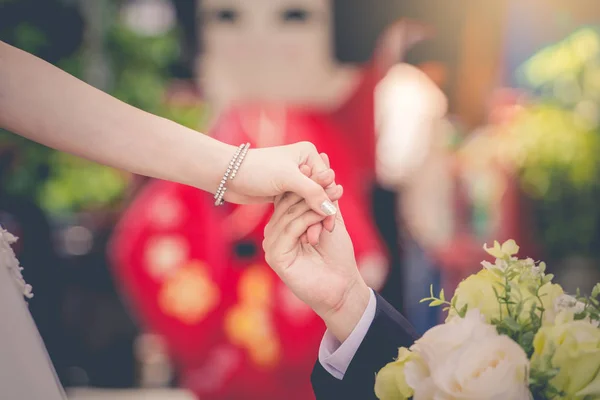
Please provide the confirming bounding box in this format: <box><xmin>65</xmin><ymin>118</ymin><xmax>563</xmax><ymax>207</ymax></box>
<box><xmin>263</xmin><ymin>156</ymin><xmax>371</xmax><ymax>342</ymax></box>
<box><xmin>0</xmin><ymin>41</ymin><xmax>337</xmax><ymax>241</ymax></box>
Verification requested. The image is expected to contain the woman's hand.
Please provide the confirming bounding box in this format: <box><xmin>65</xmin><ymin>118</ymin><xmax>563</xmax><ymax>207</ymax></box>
<box><xmin>226</xmin><ymin>142</ymin><xmax>338</xmax><ymax>215</ymax></box>
<box><xmin>225</xmin><ymin>143</ymin><xmax>340</xmax><ymax>243</ymax></box>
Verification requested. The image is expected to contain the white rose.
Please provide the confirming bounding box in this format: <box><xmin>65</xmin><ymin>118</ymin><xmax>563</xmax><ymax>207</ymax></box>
<box><xmin>409</xmin><ymin>309</ymin><xmax>497</xmax><ymax>367</ymax></box>
<box><xmin>405</xmin><ymin>310</ymin><xmax>531</xmax><ymax>400</ymax></box>
<box><xmin>430</xmin><ymin>334</ymin><xmax>531</xmax><ymax>400</ymax></box>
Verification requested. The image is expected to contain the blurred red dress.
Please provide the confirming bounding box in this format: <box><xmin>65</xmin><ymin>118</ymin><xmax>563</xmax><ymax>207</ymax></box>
<box><xmin>110</xmin><ymin>66</ymin><xmax>389</xmax><ymax>399</ymax></box>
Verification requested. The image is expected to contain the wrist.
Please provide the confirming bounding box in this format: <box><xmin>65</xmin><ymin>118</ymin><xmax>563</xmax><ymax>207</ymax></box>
<box><xmin>189</xmin><ymin>132</ymin><xmax>237</xmax><ymax>193</ymax></box>
<box><xmin>320</xmin><ymin>278</ymin><xmax>371</xmax><ymax>343</ymax></box>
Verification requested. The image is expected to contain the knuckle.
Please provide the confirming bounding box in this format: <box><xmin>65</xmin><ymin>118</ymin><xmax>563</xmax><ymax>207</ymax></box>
<box><xmin>292</xmin><ymin>213</ymin><xmax>310</xmax><ymax>231</ymax></box>
<box><xmin>280</xmin><ymin>193</ymin><xmax>300</xmax><ymax>210</ymax></box>
<box><xmin>283</xmin><ymin>222</ymin><xmax>293</xmax><ymax>236</ymax></box>
<box><xmin>287</xmin><ymin>220</ymin><xmax>301</xmax><ymax>236</ymax></box>
<box><xmin>298</xmin><ymin>141</ymin><xmax>317</xmax><ymax>153</ymax></box>
<box><xmin>325</xmin><ymin>186</ymin><xmax>337</xmax><ymax>197</ymax></box>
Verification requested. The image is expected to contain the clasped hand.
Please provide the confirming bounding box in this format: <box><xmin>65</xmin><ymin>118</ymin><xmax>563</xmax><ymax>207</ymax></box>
<box><xmin>262</xmin><ymin>155</ymin><xmax>371</xmax><ymax>342</ymax></box>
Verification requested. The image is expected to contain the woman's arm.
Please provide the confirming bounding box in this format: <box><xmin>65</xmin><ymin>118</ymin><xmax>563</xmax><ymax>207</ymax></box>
<box><xmin>0</xmin><ymin>41</ymin><xmax>337</xmax><ymax>220</ymax></box>
<box><xmin>0</xmin><ymin>41</ymin><xmax>231</xmax><ymax>192</ymax></box>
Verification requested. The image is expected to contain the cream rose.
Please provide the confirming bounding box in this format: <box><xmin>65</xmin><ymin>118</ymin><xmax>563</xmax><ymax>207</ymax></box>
<box><xmin>377</xmin><ymin>310</ymin><xmax>531</xmax><ymax>400</ymax></box>
<box><xmin>428</xmin><ymin>334</ymin><xmax>531</xmax><ymax>400</ymax></box>
<box><xmin>532</xmin><ymin>316</ymin><xmax>600</xmax><ymax>399</ymax></box>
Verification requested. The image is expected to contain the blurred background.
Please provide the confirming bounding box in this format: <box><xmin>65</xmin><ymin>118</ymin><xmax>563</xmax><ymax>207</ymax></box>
<box><xmin>1</xmin><ymin>0</ymin><xmax>599</xmax><ymax>398</ymax></box>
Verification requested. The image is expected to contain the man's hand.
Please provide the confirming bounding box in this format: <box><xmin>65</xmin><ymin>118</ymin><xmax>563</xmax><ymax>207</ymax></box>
<box><xmin>263</xmin><ymin>165</ymin><xmax>371</xmax><ymax>342</ymax></box>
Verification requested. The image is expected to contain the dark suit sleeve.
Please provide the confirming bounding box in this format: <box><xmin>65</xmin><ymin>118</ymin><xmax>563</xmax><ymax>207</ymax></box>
<box><xmin>311</xmin><ymin>293</ymin><xmax>418</xmax><ymax>400</ymax></box>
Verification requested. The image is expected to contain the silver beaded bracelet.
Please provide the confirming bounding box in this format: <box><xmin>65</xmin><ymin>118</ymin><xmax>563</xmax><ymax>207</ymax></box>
<box><xmin>214</xmin><ymin>142</ymin><xmax>250</xmax><ymax>206</ymax></box>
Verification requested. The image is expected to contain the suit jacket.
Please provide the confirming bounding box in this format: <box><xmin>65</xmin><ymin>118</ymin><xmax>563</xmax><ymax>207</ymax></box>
<box><xmin>311</xmin><ymin>293</ymin><xmax>419</xmax><ymax>399</ymax></box>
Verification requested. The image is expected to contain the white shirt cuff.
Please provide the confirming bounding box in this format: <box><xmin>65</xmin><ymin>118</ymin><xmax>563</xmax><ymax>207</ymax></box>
<box><xmin>318</xmin><ymin>289</ymin><xmax>377</xmax><ymax>380</ymax></box>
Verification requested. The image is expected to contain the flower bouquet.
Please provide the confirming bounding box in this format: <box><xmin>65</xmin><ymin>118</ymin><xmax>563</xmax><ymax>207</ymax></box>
<box><xmin>375</xmin><ymin>240</ymin><xmax>600</xmax><ymax>400</ymax></box>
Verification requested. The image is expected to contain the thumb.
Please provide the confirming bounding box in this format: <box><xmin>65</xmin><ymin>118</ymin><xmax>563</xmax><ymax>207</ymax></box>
<box><xmin>284</xmin><ymin>169</ymin><xmax>338</xmax><ymax>217</ymax></box>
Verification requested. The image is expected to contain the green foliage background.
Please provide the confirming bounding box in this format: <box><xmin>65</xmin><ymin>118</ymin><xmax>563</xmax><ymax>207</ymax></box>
<box><xmin>0</xmin><ymin>0</ymin><xmax>206</xmax><ymax>214</ymax></box>
<box><xmin>510</xmin><ymin>27</ymin><xmax>600</xmax><ymax>261</ymax></box>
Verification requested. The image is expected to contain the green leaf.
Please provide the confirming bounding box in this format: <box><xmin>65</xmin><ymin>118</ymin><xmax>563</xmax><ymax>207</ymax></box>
<box><xmin>439</xmin><ymin>289</ymin><xmax>446</xmax><ymax>302</ymax></box>
<box><xmin>529</xmin><ymin>303</ymin><xmax>541</xmax><ymax>325</ymax></box>
<box><xmin>538</xmin><ymin>262</ymin><xmax>546</xmax><ymax>273</ymax></box>
<box><xmin>458</xmin><ymin>304</ymin><xmax>468</xmax><ymax>318</ymax></box>
<box><xmin>574</xmin><ymin>312</ymin><xmax>587</xmax><ymax>320</ymax></box>
<box><xmin>514</xmin><ymin>301</ymin><xmax>524</xmax><ymax>318</ymax></box>
<box><xmin>592</xmin><ymin>283</ymin><xmax>600</xmax><ymax>298</ymax></box>
<box><xmin>542</xmin><ymin>274</ymin><xmax>554</xmax><ymax>285</ymax></box>
<box><xmin>429</xmin><ymin>300</ymin><xmax>444</xmax><ymax>307</ymax></box>
<box><xmin>504</xmin><ymin>317</ymin><xmax>521</xmax><ymax>331</ymax></box>
<box><xmin>521</xmin><ymin>331</ymin><xmax>534</xmax><ymax>346</ymax></box>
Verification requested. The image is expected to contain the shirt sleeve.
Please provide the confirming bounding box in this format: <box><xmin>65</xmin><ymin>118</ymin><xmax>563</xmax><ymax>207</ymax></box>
<box><xmin>317</xmin><ymin>289</ymin><xmax>377</xmax><ymax>380</ymax></box>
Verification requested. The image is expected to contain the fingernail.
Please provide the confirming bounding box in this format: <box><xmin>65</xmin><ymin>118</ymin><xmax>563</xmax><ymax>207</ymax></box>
<box><xmin>321</xmin><ymin>200</ymin><xmax>337</xmax><ymax>216</ymax></box>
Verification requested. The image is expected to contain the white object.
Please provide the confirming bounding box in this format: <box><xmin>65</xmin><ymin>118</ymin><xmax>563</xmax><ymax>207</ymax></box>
<box><xmin>67</xmin><ymin>388</ymin><xmax>196</xmax><ymax>400</ymax></box>
<box><xmin>121</xmin><ymin>0</ymin><xmax>176</xmax><ymax>37</ymax></box>
<box><xmin>0</xmin><ymin>228</ymin><xmax>66</xmax><ymax>399</ymax></box>
<box><xmin>374</xmin><ymin>64</ymin><xmax>455</xmax><ymax>250</ymax></box>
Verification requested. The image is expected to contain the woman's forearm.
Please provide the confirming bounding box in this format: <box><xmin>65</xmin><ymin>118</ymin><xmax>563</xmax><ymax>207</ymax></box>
<box><xmin>0</xmin><ymin>41</ymin><xmax>234</xmax><ymax>192</ymax></box>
